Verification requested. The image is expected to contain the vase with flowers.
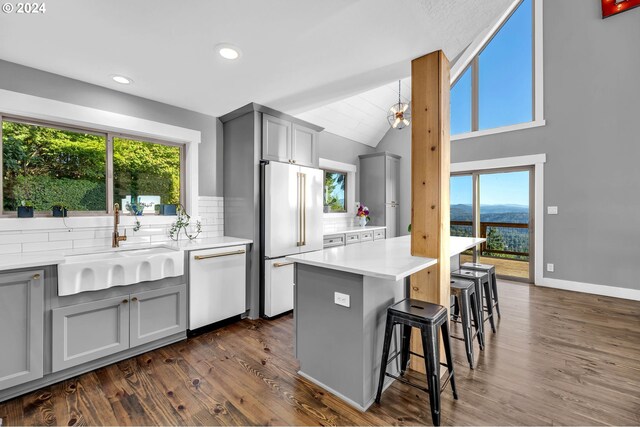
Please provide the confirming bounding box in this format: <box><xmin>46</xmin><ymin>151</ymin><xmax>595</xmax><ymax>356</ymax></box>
<box><xmin>355</xmin><ymin>202</ymin><xmax>370</xmax><ymax>227</ymax></box>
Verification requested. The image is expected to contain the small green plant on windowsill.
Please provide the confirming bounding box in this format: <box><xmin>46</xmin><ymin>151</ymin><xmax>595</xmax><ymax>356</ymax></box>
<box><xmin>168</xmin><ymin>205</ymin><xmax>201</xmax><ymax>241</ymax></box>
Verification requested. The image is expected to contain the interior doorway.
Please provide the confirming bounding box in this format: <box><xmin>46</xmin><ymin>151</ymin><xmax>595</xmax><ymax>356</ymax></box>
<box><xmin>451</xmin><ymin>167</ymin><xmax>534</xmax><ymax>283</ymax></box>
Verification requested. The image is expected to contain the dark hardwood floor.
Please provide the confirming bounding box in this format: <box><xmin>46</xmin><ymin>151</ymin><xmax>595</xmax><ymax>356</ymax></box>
<box><xmin>1</xmin><ymin>281</ymin><xmax>639</xmax><ymax>426</ymax></box>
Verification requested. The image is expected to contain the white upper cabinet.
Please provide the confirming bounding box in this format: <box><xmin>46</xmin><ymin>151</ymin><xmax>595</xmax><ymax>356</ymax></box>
<box><xmin>262</xmin><ymin>114</ymin><xmax>318</xmax><ymax>167</ymax></box>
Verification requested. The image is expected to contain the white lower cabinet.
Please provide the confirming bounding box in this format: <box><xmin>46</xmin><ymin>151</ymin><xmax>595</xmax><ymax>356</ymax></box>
<box><xmin>264</xmin><ymin>258</ymin><xmax>295</xmax><ymax>317</ymax></box>
<box><xmin>52</xmin><ymin>284</ymin><xmax>186</xmax><ymax>372</ymax></box>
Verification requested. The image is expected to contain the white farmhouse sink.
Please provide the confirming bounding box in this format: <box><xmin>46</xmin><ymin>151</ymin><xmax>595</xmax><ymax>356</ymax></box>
<box><xmin>58</xmin><ymin>246</ymin><xmax>184</xmax><ymax>296</ymax></box>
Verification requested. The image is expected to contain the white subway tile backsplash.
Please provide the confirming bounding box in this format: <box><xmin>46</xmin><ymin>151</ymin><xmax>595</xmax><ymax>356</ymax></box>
<box><xmin>72</xmin><ymin>237</ymin><xmax>111</xmax><ymax>249</ymax></box>
<box><xmin>0</xmin><ymin>232</ymin><xmax>49</xmax><ymax>244</ymax></box>
<box><xmin>23</xmin><ymin>241</ymin><xmax>73</xmax><ymax>253</ymax></box>
<box><xmin>0</xmin><ymin>197</ymin><xmax>224</xmax><ymax>255</ymax></box>
<box><xmin>49</xmin><ymin>230</ymin><xmax>96</xmax><ymax>241</ymax></box>
<box><xmin>0</xmin><ymin>243</ymin><xmax>22</xmax><ymax>254</ymax></box>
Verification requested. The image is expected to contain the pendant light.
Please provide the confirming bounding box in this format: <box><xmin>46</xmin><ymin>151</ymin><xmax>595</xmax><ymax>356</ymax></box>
<box><xmin>387</xmin><ymin>80</ymin><xmax>411</xmax><ymax>130</ymax></box>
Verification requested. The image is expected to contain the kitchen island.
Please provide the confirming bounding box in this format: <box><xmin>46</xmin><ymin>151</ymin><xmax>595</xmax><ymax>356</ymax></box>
<box><xmin>286</xmin><ymin>235</ymin><xmax>484</xmax><ymax>411</ymax></box>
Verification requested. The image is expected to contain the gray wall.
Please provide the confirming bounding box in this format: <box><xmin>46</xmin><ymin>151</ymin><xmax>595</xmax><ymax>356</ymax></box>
<box><xmin>0</xmin><ymin>60</ymin><xmax>223</xmax><ymax>196</ymax></box>
<box><xmin>376</xmin><ymin>0</ymin><xmax>640</xmax><ymax>290</ymax></box>
<box><xmin>319</xmin><ymin>131</ymin><xmax>375</xmax><ymax>201</ymax></box>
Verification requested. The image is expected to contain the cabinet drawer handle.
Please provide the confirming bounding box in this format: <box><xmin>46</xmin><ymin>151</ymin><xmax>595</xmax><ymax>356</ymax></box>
<box><xmin>32</xmin><ymin>273</ymin><xmax>41</xmax><ymax>280</ymax></box>
<box><xmin>122</xmin><ymin>299</ymin><xmax>128</xmax><ymax>304</ymax></box>
<box><xmin>131</xmin><ymin>297</ymin><xmax>138</xmax><ymax>302</ymax></box>
<box><xmin>194</xmin><ymin>249</ymin><xmax>246</xmax><ymax>260</ymax></box>
<box><xmin>273</xmin><ymin>261</ymin><xmax>294</xmax><ymax>268</ymax></box>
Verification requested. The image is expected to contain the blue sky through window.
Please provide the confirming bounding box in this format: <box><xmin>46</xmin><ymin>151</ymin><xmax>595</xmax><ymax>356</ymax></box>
<box><xmin>450</xmin><ymin>0</ymin><xmax>533</xmax><ymax>134</ymax></box>
<box><xmin>450</xmin><ymin>67</ymin><xmax>472</xmax><ymax>134</ymax></box>
<box><xmin>479</xmin><ymin>171</ymin><xmax>529</xmax><ymax>206</ymax></box>
<box><xmin>451</xmin><ymin>171</ymin><xmax>529</xmax><ymax>207</ymax></box>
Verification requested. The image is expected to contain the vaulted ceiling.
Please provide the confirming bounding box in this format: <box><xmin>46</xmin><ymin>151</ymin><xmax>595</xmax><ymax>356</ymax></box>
<box><xmin>296</xmin><ymin>78</ymin><xmax>412</xmax><ymax>147</ymax></box>
<box><xmin>0</xmin><ymin>0</ymin><xmax>513</xmax><ymax>142</ymax></box>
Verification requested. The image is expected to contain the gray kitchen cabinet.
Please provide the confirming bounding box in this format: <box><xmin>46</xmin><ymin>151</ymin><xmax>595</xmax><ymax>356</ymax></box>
<box><xmin>0</xmin><ymin>270</ymin><xmax>44</xmax><ymax>391</ymax></box>
<box><xmin>345</xmin><ymin>232</ymin><xmax>361</xmax><ymax>245</ymax></box>
<box><xmin>52</xmin><ymin>295</ymin><xmax>129</xmax><ymax>372</ymax></box>
<box><xmin>52</xmin><ymin>284</ymin><xmax>187</xmax><ymax>372</ymax></box>
<box><xmin>130</xmin><ymin>284</ymin><xmax>187</xmax><ymax>347</ymax></box>
<box><xmin>262</xmin><ymin>114</ymin><xmax>291</xmax><ymax>162</ymax></box>
<box><xmin>322</xmin><ymin>228</ymin><xmax>386</xmax><ymax>249</ymax></box>
<box><xmin>323</xmin><ymin>234</ymin><xmax>346</xmax><ymax>248</ymax></box>
<box><xmin>360</xmin><ymin>230</ymin><xmax>374</xmax><ymax>242</ymax></box>
<box><xmin>359</xmin><ymin>152</ymin><xmax>401</xmax><ymax>238</ymax></box>
<box><xmin>262</xmin><ymin>113</ymin><xmax>319</xmax><ymax>167</ymax></box>
<box><xmin>292</xmin><ymin>123</ymin><xmax>319</xmax><ymax>167</ymax></box>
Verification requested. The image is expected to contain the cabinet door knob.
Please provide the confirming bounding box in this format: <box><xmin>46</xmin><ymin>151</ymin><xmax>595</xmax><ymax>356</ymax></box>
<box><xmin>32</xmin><ymin>273</ymin><xmax>41</xmax><ymax>280</ymax></box>
<box><xmin>131</xmin><ymin>297</ymin><xmax>138</xmax><ymax>302</ymax></box>
<box><xmin>122</xmin><ymin>299</ymin><xmax>129</xmax><ymax>304</ymax></box>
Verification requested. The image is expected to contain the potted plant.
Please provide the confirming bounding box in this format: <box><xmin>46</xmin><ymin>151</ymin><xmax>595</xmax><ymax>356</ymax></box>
<box><xmin>355</xmin><ymin>202</ymin><xmax>370</xmax><ymax>227</ymax></box>
<box><xmin>51</xmin><ymin>203</ymin><xmax>68</xmax><ymax>218</ymax></box>
<box><xmin>156</xmin><ymin>204</ymin><xmax>177</xmax><ymax>216</ymax></box>
<box><xmin>17</xmin><ymin>201</ymin><xmax>34</xmax><ymax>218</ymax></box>
<box><xmin>126</xmin><ymin>199</ymin><xmax>144</xmax><ymax>216</ymax></box>
<box><xmin>169</xmin><ymin>205</ymin><xmax>202</xmax><ymax>241</ymax></box>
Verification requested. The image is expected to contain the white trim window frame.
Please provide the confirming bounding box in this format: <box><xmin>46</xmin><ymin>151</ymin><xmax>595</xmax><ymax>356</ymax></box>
<box><xmin>319</xmin><ymin>158</ymin><xmax>356</xmax><ymax>219</ymax></box>
<box><xmin>450</xmin><ymin>0</ymin><xmax>544</xmax><ymax>141</ymax></box>
<box><xmin>0</xmin><ymin>114</ymin><xmax>185</xmax><ymax>218</ymax></box>
<box><xmin>0</xmin><ymin>89</ymin><xmax>200</xmax><ymax>229</ymax></box>
<box><xmin>451</xmin><ymin>153</ymin><xmax>546</xmax><ymax>286</ymax></box>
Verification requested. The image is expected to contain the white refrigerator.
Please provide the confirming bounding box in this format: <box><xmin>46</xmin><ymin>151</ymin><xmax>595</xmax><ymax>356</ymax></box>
<box><xmin>263</xmin><ymin>161</ymin><xmax>323</xmax><ymax>317</ymax></box>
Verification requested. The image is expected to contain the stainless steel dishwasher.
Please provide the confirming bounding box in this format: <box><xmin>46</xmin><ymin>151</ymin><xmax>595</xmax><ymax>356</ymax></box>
<box><xmin>188</xmin><ymin>245</ymin><xmax>247</xmax><ymax>330</ymax></box>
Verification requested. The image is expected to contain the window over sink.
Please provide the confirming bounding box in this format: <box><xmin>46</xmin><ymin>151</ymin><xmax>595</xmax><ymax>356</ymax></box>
<box><xmin>1</xmin><ymin>116</ymin><xmax>183</xmax><ymax>216</ymax></box>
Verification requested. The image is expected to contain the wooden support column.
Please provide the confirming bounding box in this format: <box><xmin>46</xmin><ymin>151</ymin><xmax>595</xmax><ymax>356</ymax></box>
<box><xmin>409</xmin><ymin>50</ymin><xmax>451</xmax><ymax>374</ymax></box>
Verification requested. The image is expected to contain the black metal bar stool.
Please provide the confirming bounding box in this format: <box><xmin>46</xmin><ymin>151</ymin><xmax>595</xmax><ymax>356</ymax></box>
<box><xmin>461</xmin><ymin>262</ymin><xmax>501</xmax><ymax>318</ymax></box>
<box><xmin>450</xmin><ymin>278</ymin><xmax>484</xmax><ymax>368</ymax></box>
<box><xmin>452</xmin><ymin>268</ymin><xmax>496</xmax><ymax>333</ymax></box>
<box><xmin>375</xmin><ymin>298</ymin><xmax>457</xmax><ymax>426</ymax></box>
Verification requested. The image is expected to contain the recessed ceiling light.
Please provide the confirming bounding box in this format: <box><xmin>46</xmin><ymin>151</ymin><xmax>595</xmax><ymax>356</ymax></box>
<box><xmin>215</xmin><ymin>43</ymin><xmax>241</xmax><ymax>60</ymax></box>
<box><xmin>111</xmin><ymin>75</ymin><xmax>133</xmax><ymax>84</ymax></box>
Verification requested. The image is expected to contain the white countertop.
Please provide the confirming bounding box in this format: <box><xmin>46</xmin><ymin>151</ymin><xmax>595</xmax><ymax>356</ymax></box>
<box><xmin>286</xmin><ymin>235</ymin><xmax>485</xmax><ymax>281</ymax></box>
<box><xmin>0</xmin><ymin>236</ymin><xmax>252</xmax><ymax>272</ymax></box>
<box><xmin>323</xmin><ymin>225</ymin><xmax>386</xmax><ymax>236</ymax></box>
<box><xmin>450</xmin><ymin>236</ymin><xmax>486</xmax><ymax>256</ymax></box>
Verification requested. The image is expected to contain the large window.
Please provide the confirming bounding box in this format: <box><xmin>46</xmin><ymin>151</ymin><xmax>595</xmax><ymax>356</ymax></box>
<box><xmin>451</xmin><ymin>0</ymin><xmax>534</xmax><ymax>135</ymax></box>
<box><xmin>451</xmin><ymin>67</ymin><xmax>472</xmax><ymax>135</ymax></box>
<box><xmin>113</xmin><ymin>137</ymin><xmax>181</xmax><ymax>215</ymax></box>
<box><xmin>323</xmin><ymin>170</ymin><xmax>347</xmax><ymax>213</ymax></box>
<box><xmin>1</xmin><ymin>117</ymin><xmax>183</xmax><ymax>216</ymax></box>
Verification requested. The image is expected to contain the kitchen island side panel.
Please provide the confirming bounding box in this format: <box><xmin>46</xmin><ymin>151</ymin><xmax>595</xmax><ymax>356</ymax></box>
<box><xmin>361</xmin><ymin>275</ymin><xmax>404</xmax><ymax>407</ymax></box>
<box><xmin>295</xmin><ymin>264</ymin><xmax>366</xmax><ymax>406</ymax></box>
<box><xmin>295</xmin><ymin>264</ymin><xmax>404</xmax><ymax>410</ymax></box>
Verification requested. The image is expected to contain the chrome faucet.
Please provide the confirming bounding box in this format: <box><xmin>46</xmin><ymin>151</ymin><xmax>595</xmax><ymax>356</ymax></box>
<box><xmin>112</xmin><ymin>203</ymin><xmax>127</xmax><ymax>248</ymax></box>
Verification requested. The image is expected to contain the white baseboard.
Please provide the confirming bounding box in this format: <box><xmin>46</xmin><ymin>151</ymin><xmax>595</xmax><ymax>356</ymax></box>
<box><xmin>537</xmin><ymin>277</ymin><xmax>640</xmax><ymax>301</ymax></box>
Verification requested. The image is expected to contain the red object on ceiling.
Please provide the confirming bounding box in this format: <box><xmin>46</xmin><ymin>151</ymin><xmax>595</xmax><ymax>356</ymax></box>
<box><xmin>602</xmin><ymin>0</ymin><xmax>640</xmax><ymax>18</ymax></box>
